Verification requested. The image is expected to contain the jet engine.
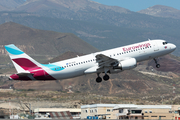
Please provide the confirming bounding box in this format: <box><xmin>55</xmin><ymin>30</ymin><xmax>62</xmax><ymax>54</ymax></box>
<box><xmin>113</xmin><ymin>58</ymin><xmax>137</xmax><ymax>70</ymax></box>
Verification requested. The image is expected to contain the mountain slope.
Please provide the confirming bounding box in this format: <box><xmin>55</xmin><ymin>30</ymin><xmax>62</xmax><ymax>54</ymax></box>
<box><xmin>0</xmin><ymin>0</ymin><xmax>25</xmax><ymax>11</ymax></box>
<box><xmin>138</xmin><ymin>5</ymin><xmax>180</xmax><ymax>19</ymax></box>
<box><xmin>0</xmin><ymin>22</ymin><xmax>98</xmax><ymax>56</ymax></box>
<box><xmin>16</xmin><ymin>0</ymin><xmax>129</xmax><ymax>14</ymax></box>
<box><xmin>13</xmin><ymin>0</ymin><xmax>167</xmax><ymax>29</ymax></box>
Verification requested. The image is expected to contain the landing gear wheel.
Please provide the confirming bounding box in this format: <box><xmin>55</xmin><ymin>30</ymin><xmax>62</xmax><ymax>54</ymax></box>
<box><xmin>154</xmin><ymin>58</ymin><xmax>160</xmax><ymax>68</ymax></box>
<box><xmin>156</xmin><ymin>64</ymin><xmax>160</xmax><ymax>68</ymax></box>
<box><xmin>96</xmin><ymin>77</ymin><xmax>102</xmax><ymax>83</ymax></box>
<box><xmin>103</xmin><ymin>74</ymin><xmax>109</xmax><ymax>81</ymax></box>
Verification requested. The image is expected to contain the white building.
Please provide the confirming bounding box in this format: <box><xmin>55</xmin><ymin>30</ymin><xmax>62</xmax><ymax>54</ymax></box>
<box><xmin>81</xmin><ymin>104</ymin><xmax>175</xmax><ymax>119</ymax></box>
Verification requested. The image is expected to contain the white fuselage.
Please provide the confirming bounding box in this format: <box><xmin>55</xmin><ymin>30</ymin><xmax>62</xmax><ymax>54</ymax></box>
<box><xmin>42</xmin><ymin>39</ymin><xmax>176</xmax><ymax>80</ymax></box>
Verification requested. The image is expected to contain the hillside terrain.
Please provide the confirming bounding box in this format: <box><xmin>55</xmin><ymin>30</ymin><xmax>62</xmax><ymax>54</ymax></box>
<box><xmin>0</xmin><ymin>0</ymin><xmax>25</xmax><ymax>11</ymax></box>
<box><xmin>0</xmin><ymin>22</ymin><xmax>97</xmax><ymax>57</ymax></box>
<box><xmin>138</xmin><ymin>5</ymin><xmax>180</xmax><ymax>19</ymax></box>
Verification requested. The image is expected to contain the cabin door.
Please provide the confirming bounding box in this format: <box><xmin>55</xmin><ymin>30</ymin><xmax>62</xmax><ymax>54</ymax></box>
<box><xmin>153</xmin><ymin>41</ymin><xmax>159</xmax><ymax>51</ymax></box>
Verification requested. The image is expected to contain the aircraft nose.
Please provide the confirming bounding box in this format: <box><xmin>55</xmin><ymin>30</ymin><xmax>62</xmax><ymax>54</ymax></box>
<box><xmin>171</xmin><ymin>44</ymin><xmax>176</xmax><ymax>51</ymax></box>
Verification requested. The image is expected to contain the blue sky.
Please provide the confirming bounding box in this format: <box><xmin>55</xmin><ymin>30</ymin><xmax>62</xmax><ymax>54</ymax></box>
<box><xmin>91</xmin><ymin>0</ymin><xmax>180</xmax><ymax>12</ymax></box>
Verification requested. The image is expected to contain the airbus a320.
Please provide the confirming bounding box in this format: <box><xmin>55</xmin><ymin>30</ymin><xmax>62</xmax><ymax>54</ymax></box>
<box><xmin>5</xmin><ymin>39</ymin><xmax>176</xmax><ymax>83</ymax></box>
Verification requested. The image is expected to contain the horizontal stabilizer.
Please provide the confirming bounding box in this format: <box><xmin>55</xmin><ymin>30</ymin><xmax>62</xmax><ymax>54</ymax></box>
<box><xmin>17</xmin><ymin>72</ymin><xmax>33</xmax><ymax>77</ymax></box>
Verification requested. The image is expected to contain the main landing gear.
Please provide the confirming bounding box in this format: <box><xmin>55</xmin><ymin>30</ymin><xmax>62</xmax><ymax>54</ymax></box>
<box><xmin>154</xmin><ymin>58</ymin><xmax>160</xmax><ymax>68</ymax></box>
<box><xmin>96</xmin><ymin>73</ymin><xmax>110</xmax><ymax>83</ymax></box>
<box><xmin>96</xmin><ymin>73</ymin><xmax>102</xmax><ymax>83</ymax></box>
<box><xmin>103</xmin><ymin>74</ymin><xmax>109</xmax><ymax>81</ymax></box>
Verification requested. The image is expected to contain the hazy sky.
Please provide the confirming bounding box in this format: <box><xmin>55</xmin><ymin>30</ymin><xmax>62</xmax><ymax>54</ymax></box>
<box><xmin>91</xmin><ymin>0</ymin><xmax>180</xmax><ymax>12</ymax></box>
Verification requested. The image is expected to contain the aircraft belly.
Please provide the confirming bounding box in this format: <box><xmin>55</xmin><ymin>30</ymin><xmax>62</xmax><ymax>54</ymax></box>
<box><xmin>49</xmin><ymin>67</ymin><xmax>88</xmax><ymax>80</ymax></box>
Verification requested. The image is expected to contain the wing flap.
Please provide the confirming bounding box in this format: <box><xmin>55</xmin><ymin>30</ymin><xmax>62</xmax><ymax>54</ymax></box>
<box><xmin>95</xmin><ymin>54</ymin><xmax>119</xmax><ymax>68</ymax></box>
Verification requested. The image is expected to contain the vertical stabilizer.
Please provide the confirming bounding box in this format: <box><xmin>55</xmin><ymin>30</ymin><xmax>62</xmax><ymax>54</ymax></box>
<box><xmin>5</xmin><ymin>44</ymin><xmax>41</xmax><ymax>73</ymax></box>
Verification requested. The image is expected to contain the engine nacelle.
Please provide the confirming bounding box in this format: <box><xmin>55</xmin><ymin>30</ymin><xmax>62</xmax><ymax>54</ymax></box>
<box><xmin>113</xmin><ymin>58</ymin><xmax>137</xmax><ymax>70</ymax></box>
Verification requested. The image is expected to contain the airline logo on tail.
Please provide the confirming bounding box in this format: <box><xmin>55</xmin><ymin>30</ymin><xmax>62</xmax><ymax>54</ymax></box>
<box><xmin>5</xmin><ymin>44</ymin><xmax>57</xmax><ymax>80</ymax></box>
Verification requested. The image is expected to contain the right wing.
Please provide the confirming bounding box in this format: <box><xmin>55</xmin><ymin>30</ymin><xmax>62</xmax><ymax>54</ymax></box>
<box><xmin>95</xmin><ymin>54</ymin><xmax>119</xmax><ymax>68</ymax></box>
<box><xmin>84</xmin><ymin>54</ymin><xmax>119</xmax><ymax>74</ymax></box>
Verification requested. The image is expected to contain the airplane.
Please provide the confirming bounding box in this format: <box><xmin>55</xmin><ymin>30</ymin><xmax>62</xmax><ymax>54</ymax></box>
<box><xmin>5</xmin><ymin>39</ymin><xmax>176</xmax><ymax>83</ymax></box>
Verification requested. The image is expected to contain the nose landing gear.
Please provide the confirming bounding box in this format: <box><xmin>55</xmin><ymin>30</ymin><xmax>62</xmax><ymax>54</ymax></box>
<box><xmin>154</xmin><ymin>58</ymin><xmax>160</xmax><ymax>68</ymax></box>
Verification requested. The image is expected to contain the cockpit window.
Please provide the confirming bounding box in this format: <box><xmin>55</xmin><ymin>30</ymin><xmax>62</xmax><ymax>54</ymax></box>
<box><xmin>163</xmin><ymin>42</ymin><xmax>168</xmax><ymax>45</ymax></box>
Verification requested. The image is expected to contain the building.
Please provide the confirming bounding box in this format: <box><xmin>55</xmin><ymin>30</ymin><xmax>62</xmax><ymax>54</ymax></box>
<box><xmin>140</xmin><ymin>105</ymin><xmax>172</xmax><ymax>119</ymax></box>
<box><xmin>34</xmin><ymin>108</ymin><xmax>81</xmax><ymax>119</ymax></box>
<box><xmin>81</xmin><ymin>104</ymin><xmax>180</xmax><ymax>119</ymax></box>
<box><xmin>114</xmin><ymin>104</ymin><xmax>174</xmax><ymax>119</ymax></box>
<box><xmin>170</xmin><ymin>105</ymin><xmax>180</xmax><ymax>120</ymax></box>
<box><xmin>113</xmin><ymin>104</ymin><xmax>143</xmax><ymax>119</ymax></box>
<box><xmin>81</xmin><ymin>104</ymin><xmax>117</xmax><ymax>119</ymax></box>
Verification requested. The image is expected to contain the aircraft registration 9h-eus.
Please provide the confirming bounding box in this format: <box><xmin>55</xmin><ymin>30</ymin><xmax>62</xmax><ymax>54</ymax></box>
<box><xmin>5</xmin><ymin>39</ymin><xmax>176</xmax><ymax>83</ymax></box>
